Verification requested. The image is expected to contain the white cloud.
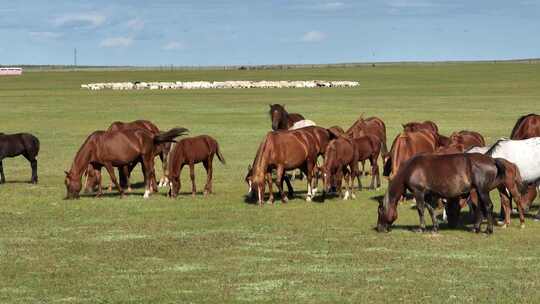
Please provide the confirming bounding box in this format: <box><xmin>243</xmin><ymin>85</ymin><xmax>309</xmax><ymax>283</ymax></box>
<box><xmin>301</xmin><ymin>31</ymin><xmax>326</xmax><ymax>42</ymax></box>
<box><xmin>126</xmin><ymin>18</ymin><xmax>144</xmax><ymax>31</ymax></box>
<box><xmin>54</xmin><ymin>13</ymin><xmax>106</xmax><ymax>28</ymax></box>
<box><xmin>29</xmin><ymin>31</ymin><xmax>63</xmax><ymax>41</ymax></box>
<box><xmin>100</xmin><ymin>37</ymin><xmax>133</xmax><ymax>48</ymax></box>
<box><xmin>162</xmin><ymin>41</ymin><xmax>186</xmax><ymax>51</ymax></box>
<box><xmin>387</xmin><ymin>0</ymin><xmax>436</xmax><ymax>8</ymax></box>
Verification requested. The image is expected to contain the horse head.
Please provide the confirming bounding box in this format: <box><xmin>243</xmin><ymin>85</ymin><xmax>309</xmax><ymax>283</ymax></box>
<box><xmin>64</xmin><ymin>170</ymin><xmax>81</xmax><ymax>199</ymax></box>
<box><xmin>269</xmin><ymin>104</ymin><xmax>287</xmax><ymax>131</ymax></box>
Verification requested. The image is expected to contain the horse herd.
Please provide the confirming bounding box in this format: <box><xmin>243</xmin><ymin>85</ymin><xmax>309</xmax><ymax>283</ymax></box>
<box><xmin>1</xmin><ymin>107</ymin><xmax>539</xmax><ymax>235</ymax></box>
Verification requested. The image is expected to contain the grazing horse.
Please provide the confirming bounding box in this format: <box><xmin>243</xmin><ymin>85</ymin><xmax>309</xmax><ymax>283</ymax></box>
<box><xmin>251</xmin><ymin>129</ymin><xmax>318</xmax><ymax>205</ymax></box>
<box><xmin>168</xmin><ymin>135</ymin><xmax>225</xmax><ymax>198</ymax></box>
<box><xmin>449</xmin><ymin>130</ymin><xmax>485</xmax><ymax>150</ymax></box>
<box><xmin>377</xmin><ymin>153</ymin><xmax>510</xmax><ymax>234</ymax></box>
<box><xmin>269</xmin><ymin>104</ymin><xmax>305</xmax><ymax>130</ymax></box>
<box><xmin>322</xmin><ymin>137</ymin><xmax>359</xmax><ymax>200</ymax></box>
<box><xmin>383</xmin><ymin>130</ymin><xmax>438</xmax><ymax>179</ymax></box>
<box><xmin>484</xmin><ymin>138</ymin><xmax>540</xmax><ymax>220</ymax></box>
<box><xmin>65</xmin><ymin>128</ymin><xmax>187</xmax><ymax>199</ymax></box>
<box><xmin>510</xmin><ymin>113</ymin><xmax>540</xmax><ymax>140</ymax></box>
<box><xmin>0</xmin><ymin>133</ymin><xmax>40</xmax><ymax>184</ymax></box>
<box><xmin>402</xmin><ymin>120</ymin><xmax>439</xmax><ymax>134</ymax></box>
<box><xmin>108</xmin><ymin>120</ymin><xmax>172</xmax><ymax>188</ymax></box>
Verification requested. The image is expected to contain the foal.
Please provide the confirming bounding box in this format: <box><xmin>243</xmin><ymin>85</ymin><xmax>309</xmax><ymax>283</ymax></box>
<box><xmin>167</xmin><ymin>135</ymin><xmax>226</xmax><ymax>197</ymax></box>
<box><xmin>0</xmin><ymin>133</ymin><xmax>40</xmax><ymax>184</ymax></box>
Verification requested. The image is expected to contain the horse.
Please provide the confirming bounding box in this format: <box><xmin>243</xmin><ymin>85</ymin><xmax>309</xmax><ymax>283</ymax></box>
<box><xmin>510</xmin><ymin>113</ymin><xmax>540</xmax><ymax>140</ymax></box>
<box><xmin>346</xmin><ymin>116</ymin><xmax>388</xmax><ymax>175</ymax></box>
<box><xmin>108</xmin><ymin>120</ymin><xmax>172</xmax><ymax>188</ymax></box>
<box><xmin>269</xmin><ymin>104</ymin><xmax>305</xmax><ymax>130</ymax></box>
<box><xmin>434</xmin><ymin>144</ymin><xmax>465</xmax><ymax>155</ymax></box>
<box><xmin>322</xmin><ymin>137</ymin><xmax>359</xmax><ymax>200</ymax></box>
<box><xmin>402</xmin><ymin>120</ymin><xmax>439</xmax><ymax>134</ymax></box>
<box><xmin>0</xmin><ymin>133</ymin><xmax>40</xmax><ymax>184</ymax></box>
<box><xmin>377</xmin><ymin>153</ymin><xmax>511</xmax><ymax>234</ymax></box>
<box><xmin>251</xmin><ymin>129</ymin><xmax>318</xmax><ymax>205</ymax></box>
<box><xmin>327</xmin><ymin>126</ymin><xmax>345</xmax><ymax>138</ymax></box>
<box><xmin>484</xmin><ymin>137</ymin><xmax>540</xmax><ymax>220</ymax></box>
<box><xmin>64</xmin><ymin>127</ymin><xmax>188</xmax><ymax>199</ymax></box>
<box><xmin>167</xmin><ymin>135</ymin><xmax>225</xmax><ymax>198</ymax></box>
<box><xmin>383</xmin><ymin>130</ymin><xmax>438</xmax><ymax>179</ymax></box>
<box><xmin>245</xmin><ymin>164</ymin><xmax>294</xmax><ymax>200</ymax></box>
<box><xmin>449</xmin><ymin>130</ymin><xmax>485</xmax><ymax>150</ymax></box>
<box><xmin>352</xmin><ymin>135</ymin><xmax>381</xmax><ymax>190</ymax></box>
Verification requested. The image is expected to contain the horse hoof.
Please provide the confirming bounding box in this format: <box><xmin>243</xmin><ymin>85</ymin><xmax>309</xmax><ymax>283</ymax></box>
<box><xmin>351</xmin><ymin>193</ymin><xmax>356</xmax><ymax>199</ymax></box>
<box><xmin>266</xmin><ymin>200</ymin><xmax>274</xmax><ymax>205</ymax></box>
<box><xmin>412</xmin><ymin>228</ymin><xmax>424</xmax><ymax>233</ymax></box>
<box><xmin>496</xmin><ymin>220</ymin><xmax>505</xmax><ymax>226</ymax></box>
<box><xmin>501</xmin><ymin>224</ymin><xmax>507</xmax><ymax>229</ymax></box>
<box><xmin>306</xmin><ymin>196</ymin><xmax>312</xmax><ymax>202</ymax></box>
<box><xmin>520</xmin><ymin>223</ymin><xmax>526</xmax><ymax>229</ymax></box>
<box><xmin>143</xmin><ymin>190</ymin><xmax>150</xmax><ymax>199</ymax></box>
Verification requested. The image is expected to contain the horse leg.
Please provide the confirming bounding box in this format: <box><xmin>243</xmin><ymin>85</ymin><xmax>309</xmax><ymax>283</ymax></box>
<box><xmin>498</xmin><ymin>186</ymin><xmax>512</xmax><ymax>228</ymax></box>
<box><xmin>95</xmin><ymin>167</ymin><xmax>103</xmax><ymax>197</ymax></box>
<box><xmin>342</xmin><ymin>170</ymin><xmax>351</xmax><ymax>200</ymax></box>
<box><xmin>159</xmin><ymin>152</ymin><xmax>168</xmax><ymax>187</ymax></box>
<box><xmin>275</xmin><ymin>166</ymin><xmax>288</xmax><ymax>203</ymax></box>
<box><xmin>425</xmin><ymin>196</ymin><xmax>439</xmax><ymax>232</ymax></box>
<box><xmin>104</xmin><ymin>164</ymin><xmax>124</xmax><ymax>198</ymax></box>
<box><xmin>477</xmin><ymin>190</ymin><xmax>495</xmax><ymax>234</ymax></box>
<box><xmin>413</xmin><ymin>191</ymin><xmax>426</xmax><ymax>232</ymax></box>
<box><xmin>266</xmin><ymin>172</ymin><xmax>274</xmax><ymax>204</ymax></box>
<box><xmin>203</xmin><ymin>159</ymin><xmax>213</xmax><ymax>196</ymax></box>
<box><xmin>142</xmin><ymin>156</ymin><xmax>155</xmax><ymax>199</ymax></box>
<box><xmin>0</xmin><ymin>160</ymin><xmax>5</xmax><ymax>184</ymax></box>
<box><xmin>306</xmin><ymin>161</ymin><xmax>315</xmax><ymax>202</ymax></box>
<box><xmin>369</xmin><ymin>157</ymin><xmax>377</xmax><ymax>190</ymax></box>
<box><xmin>22</xmin><ymin>152</ymin><xmax>38</xmax><ymax>184</ymax></box>
<box><xmin>189</xmin><ymin>162</ymin><xmax>196</xmax><ymax>197</ymax></box>
<box><xmin>284</xmin><ymin>175</ymin><xmax>294</xmax><ymax>198</ymax></box>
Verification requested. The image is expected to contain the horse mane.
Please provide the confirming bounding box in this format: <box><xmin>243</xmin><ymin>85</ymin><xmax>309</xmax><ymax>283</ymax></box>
<box><xmin>485</xmin><ymin>138</ymin><xmax>509</xmax><ymax>156</ymax></box>
<box><xmin>510</xmin><ymin>113</ymin><xmax>538</xmax><ymax>138</ymax></box>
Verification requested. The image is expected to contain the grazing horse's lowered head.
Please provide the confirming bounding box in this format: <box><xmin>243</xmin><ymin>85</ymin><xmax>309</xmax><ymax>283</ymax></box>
<box><xmin>64</xmin><ymin>170</ymin><xmax>82</xmax><ymax>199</ymax></box>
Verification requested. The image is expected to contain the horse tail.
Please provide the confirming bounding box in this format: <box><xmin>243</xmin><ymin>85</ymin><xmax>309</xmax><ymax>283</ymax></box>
<box><xmin>154</xmin><ymin>127</ymin><xmax>189</xmax><ymax>144</ymax></box>
<box><xmin>380</xmin><ymin>136</ymin><xmax>388</xmax><ymax>157</ymax></box>
<box><xmin>215</xmin><ymin>141</ymin><xmax>226</xmax><ymax>165</ymax></box>
<box><xmin>494</xmin><ymin>158</ymin><xmax>506</xmax><ymax>180</ymax></box>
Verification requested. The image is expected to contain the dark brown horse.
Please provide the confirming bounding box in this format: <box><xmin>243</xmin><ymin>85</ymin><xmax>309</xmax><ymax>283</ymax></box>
<box><xmin>402</xmin><ymin>120</ymin><xmax>439</xmax><ymax>134</ymax></box>
<box><xmin>65</xmin><ymin>127</ymin><xmax>187</xmax><ymax>199</ymax></box>
<box><xmin>510</xmin><ymin>113</ymin><xmax>540</xmax><ymax>140</ymax></box>
<box><xmin>322</xmin><ymin>137</ymin><xmax>359</xmax><ymax>200</ymax></box>
<box><xmin>269</xmin><ymin>104</ymin><xmax>305</xmax><ymax>130</ymax></box>
<box><xmin>0</xmin><ymin>133</ymin><xmax>40</xmax><ymax>184</ymax></box>
<box><xmin>383</xmin><ymin>130</ymin><xmax>438</xmax><ymax>179</ymax></box>
<box><xmin>377</xmin><ymin>153</ymin><xmax>512</xmax><ymax>234</ymax></box>
<box><xmin>449</xmin><ymin>130</ymin><xmax>485</xmax><ymax>150</ymax></box>
<box><xmin>167</xmin><ymin>135</ymin><xmax>225</xmax><ymax>198</ymax></box>
<box><xmin>251</xmin><ymin>129</ymin><xmax>318</xmax><ymax>205</ymax></box>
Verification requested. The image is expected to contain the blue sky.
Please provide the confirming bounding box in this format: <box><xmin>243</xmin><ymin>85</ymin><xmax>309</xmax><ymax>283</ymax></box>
<box><xmin>1</xmin><ymin>0</ymin><xmax>539</xmax><ymax>65</ymax></box>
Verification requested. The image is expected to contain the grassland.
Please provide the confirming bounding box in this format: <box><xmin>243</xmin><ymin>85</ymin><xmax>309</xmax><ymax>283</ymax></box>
<box><xmin>0</xmin><ymin>62</ymin><xmax>539</xmax><ymax>303</ymax></box>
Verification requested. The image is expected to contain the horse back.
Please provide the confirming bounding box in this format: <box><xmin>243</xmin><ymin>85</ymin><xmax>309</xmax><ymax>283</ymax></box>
<box><xmin>0</xmin><ymin>133</ymin><xmax>40</xmax><ymax>158</ymax></box>
<box><xmin>510</xmin><ymin>114</ymin><xmax>540</xmax><ymax>140</ymax></box>
<box><xmin>175</xmin><ymin>135</ymin><xmax>217</xmax><ymax>163</ymax></box>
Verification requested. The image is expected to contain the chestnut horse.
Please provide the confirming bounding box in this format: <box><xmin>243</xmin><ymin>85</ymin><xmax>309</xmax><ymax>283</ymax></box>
<box><xmin>108</xmin><ymin>120</ymin><xmax>172</xmax><ymax>187</ymax></box>
<box><xmin>269</xmin><ymin>104</ymin><xmax>305</xmax><ymax>130</ymax></box>
<box><xmin>402</xmin><ymin>120</ymin><xmax>439</xmax><ymax>134</ymax></box>
<box><xmin>65</xmin><ymin>127</ymin><xmax>188</xmax><ymax>199</ymax></box>
<box><xmin>352</xmin><ymin>135</ymin><xmax>381</xmax><ymax>190</ymax></box>
<box><xmin>0</xmin><ymin>133</ymin><xmax>40</xmax><ymax>184</ymax></box>
<box><xmin>510</xmin><ymin>113</ymin><xmax>540</xmax><ymax>140</ymax></box>
<box><xmin>322</xmin><ymin>137</ymin><xmax>360</xmax><ymax>200</ymax></box>
<box><xmin>346</xmin><ymin>116</ymin><xmax>388</xmax><ymax>155</ymax></box>
<box><xmin>449</xmin><ymin>130</ymin><xmax>485</xmax><ymax>150</ymax></box>
<box><xmin>383</xmin><ymin>130</ymin><xmax>438</xmax><ymax>179</ymax></box>
<box><xmin>167</xmin><ymin>135</ymin><xmax>225</xmax><ymax>198</ymax></box>
<box><xmin>377</xmin><ymin>153</ymin><xmax>511</xmax><ymax>234</ymax></box>
<box><xmin>251</xmin><ymin>129</ymin><xmax>318</xmax><ymax>205</ymax></box>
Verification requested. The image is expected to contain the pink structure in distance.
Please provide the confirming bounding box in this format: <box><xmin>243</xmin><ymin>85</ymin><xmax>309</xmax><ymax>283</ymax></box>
<box><xmin>0</xmin><ymin>68</ymin><xmax>23</xmax><ymax>76</ymax></box>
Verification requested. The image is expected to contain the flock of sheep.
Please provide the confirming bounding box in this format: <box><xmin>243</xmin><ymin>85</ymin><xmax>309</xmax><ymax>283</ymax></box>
<box><xmin>80</xmin><ymin>80</ymin><xmax>360</xmax><ymax>90</ymax></box>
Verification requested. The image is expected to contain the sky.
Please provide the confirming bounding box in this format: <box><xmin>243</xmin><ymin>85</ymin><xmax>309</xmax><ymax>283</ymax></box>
<box><xmin>0</xmin><ymin>0</ymin><xmax>539</xmax><ymax>66</ymax></box>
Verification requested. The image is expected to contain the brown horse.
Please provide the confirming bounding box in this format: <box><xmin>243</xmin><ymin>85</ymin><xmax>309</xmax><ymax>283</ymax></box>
<box><xmin>0</xmin><ymin>133</ymin><xmax>40</xmax><ymax>184</ymax></box>
<box><xmin>65</xmin><ymin>127</ymin><xmax>187</xmax><ymax>199</ymax></box>
<box><xmin>108</xmin><ymin>120</ymin><xmax>172</xmax><ymax>187</ymax></box>
<box><xmin>510</xmin><ymin>113</ymin><xmax>540</xmax><ymax>140</ymax></box>
<box><xmin>449</xmin><ymin>130</ymin><xmax>485</xmax><ymax>149</ymax></box>
<box><xmin>352</xmin><ymin>135</ymin><xmax>381</xmax><ymax>190</ymax></box>
<box><xmin>269</xmin><ymin>104</ymin><xmax>305</xmax><ymax>130</ymax></box>
<box><xmin>251</xmin><ymin>129</ymin><xmax>318</xmax><ymax>205</ymax></box>
<box><xmin>346</xmin><ymin>116</ymin><xmax>388</xmax><ymax>155</ymax></box>
<box><xmin>402</xmin><ymin>120</ymin><xmax>439</xmax><ymax>134</ymax></box>
<box><xmin>322</xmin><ymin>137</ymin><xmax>359</xmax><ymax>200</ymax></box>
<box><xmin>328</xmin><ymin>125</ymin><xmax>345</xmax><ymax>138</ymax></box>
<box><xmin>377</xmin><ymin>153</ymin><xmax>513</xmax><ymax>234</ymax></box>
<box><xmin>434</xmin><ymin>144</ymin><xmax>465</xmax><ymax>155</ymax></box>
<box><xmin>167</xmin><ymin>135</ymin><xmax>225</xmax><ymax>198</ymax></box>
<box><xmin>383</xmin><ymin>130</ymin><xmax>438</xmax><ymax>179</ymax></box>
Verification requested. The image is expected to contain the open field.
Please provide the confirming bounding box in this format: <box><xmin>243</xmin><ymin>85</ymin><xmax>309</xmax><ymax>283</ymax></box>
<box><xmin>0</xmin><ymin>62</ymin><xmax>540</xmax><ymax>303</ymax></box>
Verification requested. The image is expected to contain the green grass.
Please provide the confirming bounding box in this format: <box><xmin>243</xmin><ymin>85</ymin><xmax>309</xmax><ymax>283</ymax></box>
<box><xmin>0</xmin><ymin>62</ymin><xmax>540</xmax><ymax>303</ymax></box>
